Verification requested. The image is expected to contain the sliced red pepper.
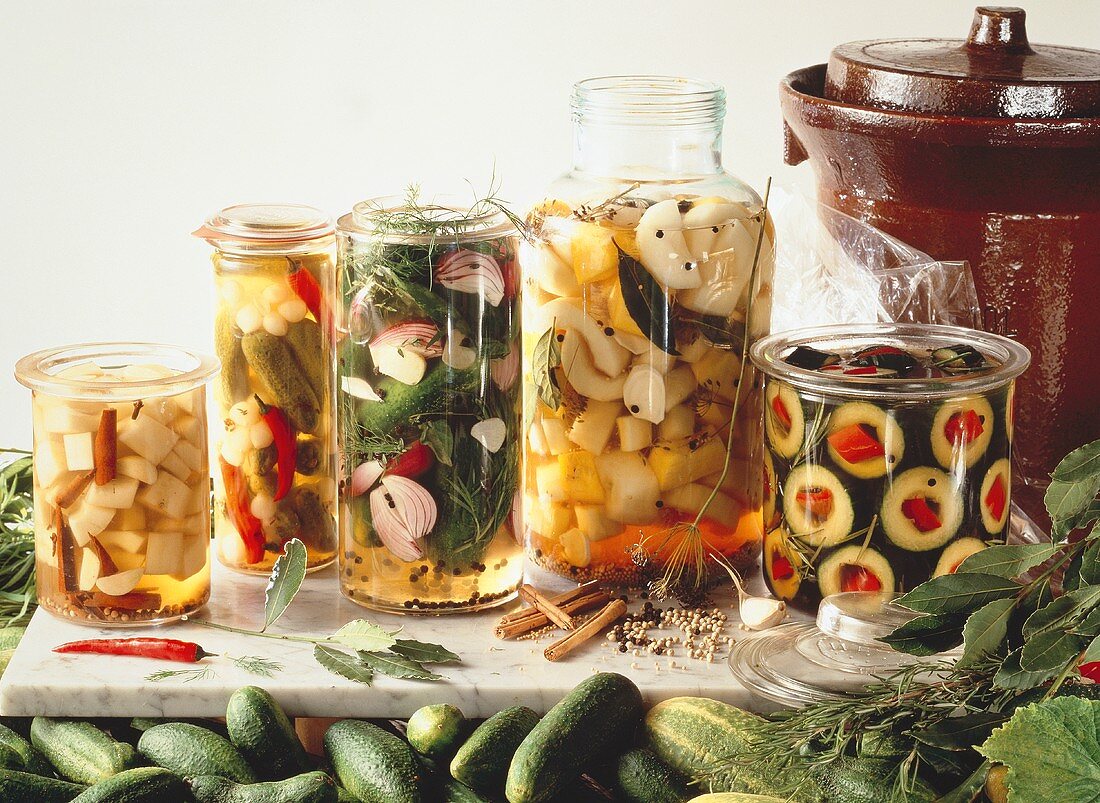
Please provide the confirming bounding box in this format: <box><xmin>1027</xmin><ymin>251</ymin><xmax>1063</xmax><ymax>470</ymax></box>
<box><xmin>985</xmin><ymin>473</ymin><xmax>1007</xmax><ymax>522</ymax></box>
<box><xmin>840</xmin><ymin>564</ymin><xmax>882</xmax><ymax>593</ymax></box>
<box><xmin>843</xmin><ymin>366</ymin><xmax>880</xmax><ymax>376</ymax></box>
<box><xmin>795</xmin><ymin>487</ymin><xmax>834</xmax><ymax>519</ymax></box>
<box><xmin>219</xmin><ymin>457</ymin><xmax>266</xmax><ymax>564</ymax></box>
<box><xmin>54</xmin><ymin>638</ymin><xmax>212</xmax><ymax>662</ymax></box>
<box><xmin>255</xmin><ymin>396</ymin><xmax>296</xmax><ymax>502</ymax></box>
<box><xmin>771</xmin><ymin>553</ymin><xmax>795</xmax><ymax>581</ymax></box>
<box><xmin>901</xmin><ymin>497</ymin><xmax>942</xmax><ymax>532</ymax></box>
<box><xmin>287</xmin><ymin>257</ymin><xmax>330</xmax><ymax>330</ymax></box>
<box><xmin>827</xmin><ymin>424</ymin><xmax>885</xmax><ymax>464</ymax></box>
<box><xmin>385</xmin><ymin>440</ymin><xmax>434</xmax><ymax>479</ymax></box>
<box><xmin>945</xmin><ymin>409</ymin><xmax>984</xmax><ymax>445</ymax></box>
<box><xmin>770</xmin><ymin>395</ymin><xmax>793</xmax><ymax>429</ymax></box>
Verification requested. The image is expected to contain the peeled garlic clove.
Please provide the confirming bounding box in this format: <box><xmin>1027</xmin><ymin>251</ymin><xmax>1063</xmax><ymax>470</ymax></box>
<box><xmin>471</xmin><ymin>417</ymin><xmax>507</xmax><ymax>453</ymax></box>
<box><xmin>342</xmin><ymin>376</ymin><xmax>381</xmax><ymax>401</ymax></box>
<box><xmin>739</xmin><ymin>596</ymin><xmax>787</xmax><ymax>631</ymax></box>
<box><xmin>635</xmin><ymin>199</ymin><xmax>701</xmax><ymax>290</ymax></box>
<box><xmin>235</xmin><ymin>304</ymin><xmax>263</xmax><ymax>334</ymax></box>
<box><xmin>623</xmin><ymin>364</ymin><xmax>666</xmax><ymax>424</ymax></box>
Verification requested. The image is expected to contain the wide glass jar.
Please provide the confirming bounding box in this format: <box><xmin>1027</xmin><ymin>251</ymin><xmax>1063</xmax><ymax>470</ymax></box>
<box><xmin>749</xmin><ymin>324</ymin><xmax>1030</xmax><ymax>613</ymax></box>
<box><xmin>521</xmin><ymin>76</ymin><xmax>775</xmax><ymax>592</ymax></box>
<box><xmin>336</xmin><ymin>194</ymin><xmax>524</xmax><ymax>613</ymax></box>
<box><xmin>15</xmin><ymin>343</ymin><xmax>217</xmax><ymax>626</ymax></box>
<box><xmin>195</xmin><ymin>204</ymin><xmax>339</xmax><ymax>574</ymax></box>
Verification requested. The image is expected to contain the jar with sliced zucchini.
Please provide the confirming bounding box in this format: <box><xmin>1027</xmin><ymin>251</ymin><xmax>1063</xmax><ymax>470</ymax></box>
<box><xmin>336</xmin><ymin>192</ymin><xmax>523</xmax><ymax>613</ymax></box>
<box><xmin>750</xmin><ymin>324</ymin><xmax>1030</xmax><ymax>612</ymax></box>
<box><xmin>521</xmin><ymin>76</ymin><xmax>775</xmax><ymax>594</ymax></box>
<box><xmin>15</xmin><ymin>343</ymin><xmax>218</xmax><ymax>625</ymax></box>
<box><xmin>195</xmin><ymin>204</ymin><xmax>338</xmax><ymax>574</ymax></box>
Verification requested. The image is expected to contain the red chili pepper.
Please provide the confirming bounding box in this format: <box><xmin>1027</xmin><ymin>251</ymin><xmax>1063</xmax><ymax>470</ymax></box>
<box><xmin>843</xmin><ymin>366</ymin><xmax>880</xmax><ymax>376</ymax></box>
<box><xmin>985</xmin><ymin>472</ymin><xmax>1007</xmax><ymax>522</ymax></box>
<box><xmin>385</xmin><ymin>441</ymin><xmax>434</xmax><ymax>479</ymax></box>
<box><xmin>827</xmin><ymin>423</ymin><xmax>886</xmax><ymax>464</ymax></box>
<box><xmin>945</xmin><ymin>409</ymin><xmax>985</xmax><ymax>445</ymax></box>
<box><xmin>219</xmin><ymin>457</ymin><xmax>266</xmax><ymax>564</ymax></box>
<box><xmin>286</xmin><ymin>258</ymin><xmax>329</xmax><ymax>329</ymax></box>
<box><xmin>771</xmin><ymin>553</ymin><xmax>795</xmax><ymax>581</ymax></box>
<box><xmin>770</xmin><ymin>395</ymin><xmax>793</xmax><ymax>429</ymax></box>
<box><xmin>795</xmin><ymin>487</ymin><xmax>834</xmax><ymax>519</ymax></box>
<box><xmin>54</xmin><ymin>638</ymin><xmax>212</xmax><ymax>662</ymax></box>
<box><xmin>1080</xmin><ymin>661</ymin><xmax>1100</xmax><ymax>683</ymax></box>
<box><xmin>902</xmin><ymin>497</ymin><xmax>942</xmax><ymax>532</ymax></box>
<box><xmin>255</xmin><ymin>396</ymin><xmax>296</xmax><ymax>502</ymax></box>
<box><xmin>840</xmin><ymin>564</ymin><xmax>882</xmax><ymax>593</ymax></box>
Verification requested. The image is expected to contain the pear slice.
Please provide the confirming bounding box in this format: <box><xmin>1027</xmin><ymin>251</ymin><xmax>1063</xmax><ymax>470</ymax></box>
<box><xmin>95</xmin><ymin>567</ymin><xmax>144</xmax><ymax>596</ymax></box>
<box><xmin>635</xmin><ymin>199</ymin><xmax>702</xmax><ymax>290</ymax></box>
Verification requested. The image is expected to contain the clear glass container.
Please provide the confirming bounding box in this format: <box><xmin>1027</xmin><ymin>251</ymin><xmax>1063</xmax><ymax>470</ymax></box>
<box><xmin>521</xmin><ymin>76</ymin><xmax>776</xmax><ymax>588</ymax></box>
<box><xmin>336</xmin><ymin>194</ymin><xmax>524</xmax><ymax>613</ymax></box>
<box><xmin>195</xmin><ymin>204</ymin><xmax>339</xmax><ymax>575</ymax></box>
<box><xmin>15</xmin><ymin>343</ymin><xmax>218</xmax><ymax>626</ymax></box>
<box><xmin>749</xmin><ymin>323</ymin><xmax>1030</xmax><ymax>613</ymax></box>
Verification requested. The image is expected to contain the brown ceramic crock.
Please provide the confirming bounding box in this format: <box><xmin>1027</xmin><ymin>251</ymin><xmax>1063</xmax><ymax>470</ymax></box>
<box><xmin>780</xmin><ymin>6</ymin><xmax>1100</xmax><ymax>525</ymax></box>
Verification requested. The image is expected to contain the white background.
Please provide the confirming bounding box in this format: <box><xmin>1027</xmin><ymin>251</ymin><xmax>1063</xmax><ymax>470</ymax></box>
<box><xmin>1</xmin><ymin>0</ymin><xmax>1097</xmax><ymax>448</ymax></box>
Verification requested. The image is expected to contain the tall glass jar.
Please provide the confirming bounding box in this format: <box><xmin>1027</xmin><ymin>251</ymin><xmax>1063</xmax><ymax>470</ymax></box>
<box><xmin>336</xmin><ymin>194</ymin><xmax>524</xmax><ymax>613</ymax></box>
<box><xmin>521</xmin><ymin>76</ymin><xmax>776</xmax><ymax>594</ymax></box>
<box><xmin>15</xmin><ymin>343</ymin><xmax>217</xmax><ymax>626</ymax></box>
<box><xmin>195</xmin><ymin>204</ymin><xmax>339</xmax><ymax>574</ymax></box>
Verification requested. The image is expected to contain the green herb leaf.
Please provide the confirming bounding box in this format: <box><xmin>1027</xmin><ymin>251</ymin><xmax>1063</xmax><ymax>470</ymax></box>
<box><xmin>959</xmin><ymin>597</ymin><xmax>1016</xmax><ymax>667</ymax></box>
<box><xmin>1053</xmin><ymin>502</ymin><xmax>1100</xmax><ymax>541</ymax></box>
<box><xmin>263</xmin><ymin>539</ymin><xmax>307</xmax><ymax>631</ymax></box>
<box><xmin>390</xmin><ymin>638</ymin><xmax>460</xmax><ymax>664</ymax></box>
<box><xmin>1081</xmin><ymin>635</ymin><xmax>1100</xmax><ymax>665</ymax></box>
<box><xmin>995</xmin><ymin>647</ymin><xmax>1061</xmax><ymax>690</ymax></box>
<box><xmin>1046</xmin><ymin>476</ymin><xmax>1100</xmax><ymax>528</ymax></box>
<box><xmin>1023</xmin><ymin>594</ymin><xmax>1081</xmax><ymax>638</ymax></box>
<box><xmin>895</xmin><ymin>573</ymin><xmax>1020</xmax><ymax>616</ymax></box>
<box><xmin>358</xmin><ymin>651</ymin><xmax>443</xmax><ymax>681</ymax></box>
<box><xmin>314</xmin><ymin>644</ymin><xmax>374</xmax><ymax>685</ymax></box>
<box><xmin>957</xmin><ymin>543</ymin><xmax>1057</xmax><ymax>579</ymax></box>
<box><xmin>1081</xmin><ymin>542</ymin><xmax>1100</xmax><ymax>587</ymax></box>
<box><xmin>617</xmin><ymin>247</ymin><xmax>679</xmax><ymax>356</ymax></box>
<box><xmin>331</xmin><ymin>620</ymin><xmax>398</xmax><ymax>653</ymax></box>
<box><xmin>1019</xmin><ymin>629</ymin><xmax>1083</xmax><ymax>672</ymax></box>
<box><xmin>978</xmin><ymin>697</ymin><xmax>1100</xmax><ymax>801</ymax></box>
<box><xmin>1052</xmin><ymin>440</ymin><xmax>1100</xmax><ymax>483</ymax></box>
<box><xmin>936</xmin><ymin>761</ymin><xmax>994</xmax><ymax>803</ymax></box>
<box><xmin>915</xmin><ymin>712</ymin><xmax>1007</xmax><ymax>752</ymax></box>
<box><xmin>532</xmin><ymin>324</ymin><xmax>562</xmax><ymax>411</ymax></box>
<box><xmin>419</xmin><ymin>420</ymin><xmax>454</xmax><ymax>467</ymax></box>
<box><xmin>879</xmin><ymin>613</ymin><xmax>965</xmax><ymax>655</ymax></box>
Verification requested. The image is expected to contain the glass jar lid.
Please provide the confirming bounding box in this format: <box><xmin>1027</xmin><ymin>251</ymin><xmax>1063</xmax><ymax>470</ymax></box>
<box><xmin>338</xmin><ymin>193</ymin><xmax>516</xmax><ymax>245</ymax></box>
<box><xmin>194</xmin><ymin>203</ymin><xmax>334</xmax><ymax>253</ymax></box>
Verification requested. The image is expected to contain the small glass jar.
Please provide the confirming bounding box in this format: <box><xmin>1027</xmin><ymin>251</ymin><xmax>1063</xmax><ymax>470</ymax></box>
<box><xmin>749</xmin><ymin>323</ymin><xmax>1030</xmax><ymax>613</ymax></box>
<box><xmin>15</xmin><ymin>343</ymin><xmax>218</xmax><ymax>626</ymax></box>
<box><xmin>336</xmin><ymin>194</ymin><xmax>524</xmax><ymax>613</ymax></box>
<box><xmin>195</xmin><ymin>204</ymin><xmax>339</xmax><ymax>574</ymax></box>
<box><xmin>521</xmin><ymin>76</ymin><xmax>775</xmax><ymax>590</ymax></box>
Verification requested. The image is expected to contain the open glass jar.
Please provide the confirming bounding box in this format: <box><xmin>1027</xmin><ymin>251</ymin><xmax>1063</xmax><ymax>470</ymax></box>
<box><xmin>15</xmin><ymin>343</ymin><xmax>218</xmax><ymax>626</ymax></box>
<box><xmin>521</xmin><ymin>76</ymin><xmax>775</xmax><ymax>590</ymax></box>
<box><xmin>336</xmin><ymin>194</ymin><xmax>523</xmax><ymax>613</ymax></box>
<box><xmin>749</xmin><ymin>324</ymin><xmax>1030</xmax><ymax>612</ymax></box>
<box><xmin>195</xmin><ymin>204</ymin><xmax>339</xmax><ymax>575</ymax></box>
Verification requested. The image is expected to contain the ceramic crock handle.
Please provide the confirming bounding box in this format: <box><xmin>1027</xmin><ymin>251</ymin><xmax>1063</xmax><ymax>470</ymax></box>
<box><xmin>783</xmin><ymin>122</ymin><xmax>809</xmax><ymax>166</ymax></box>
<box><xmin>966</xmin><ymin>6</ymin><xmax>1035</xmax><ymax>55</ymax></box>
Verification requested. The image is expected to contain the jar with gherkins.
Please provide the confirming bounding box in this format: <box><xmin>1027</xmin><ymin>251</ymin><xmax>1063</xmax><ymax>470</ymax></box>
<box><xmin>195</xmin><ymin>203</ymin><xmax>338</xmax><ymax>574</ymax></box>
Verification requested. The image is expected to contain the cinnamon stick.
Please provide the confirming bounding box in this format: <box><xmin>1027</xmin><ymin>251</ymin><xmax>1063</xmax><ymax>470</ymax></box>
<box><xmin>519</xmin><ymin>584</ymin><xmax>576</xmax><ymax>631</ymax></box>
<box><xmin>495</xmin><ymin>591</ymin><xmax>611</xmax><ymax>639</ymax></box>
<box><xmin>498</xmin><ymin>580</ymin><xmax>601</xmax><ymax>625</ymax></box>
<box><xmin>94</xmin><ymin>409</ymin><xmax>117</xmax><ymax>485</ymax></box>
<box><xmin>544</xmin><ymin>599</ymin><xmax>628</xmax><ymax>662</ymax></box>
<box><xmin>55</xmin><ymin>470</ymin><xmax>95</xmax><ymax>509</ymax></box>
<box><xmin>86</xmin><ymin>535</ymin><xmax>119</xmax><ymax>576</ymax></box>
<box><xmin>53</xmin><ymin>508</ymin><xmax>78</xmax><ymax>594</ymax></box>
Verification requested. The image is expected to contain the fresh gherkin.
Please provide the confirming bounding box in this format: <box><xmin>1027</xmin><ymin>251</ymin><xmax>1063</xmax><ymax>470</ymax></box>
<box><xmin>241</xmin><ymin>331</ymin><xmax>319</xmax><ymax>433</ymax></box>
<box><xmin>293</xmin><ymin>487</ymin><xmax>334</xmax><ymax>552</ymax></box>
<box><xmin>215</xmin><ymin>308</ymin><xmax>251</xmax><ymax>405</ymax></box>
<box><xmin>285</xmin><ymin>318</ymin><xmax>327</xmax><ymax>402</ymax></box>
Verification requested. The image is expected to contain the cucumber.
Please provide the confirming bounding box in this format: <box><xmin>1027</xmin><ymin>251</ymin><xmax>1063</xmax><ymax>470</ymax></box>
<box><xmin>0</xmin><ymin>720</ymin><xmax>52</xmax><ymax>775</ymax></box>
<box><xmin>615</xmin><ymin>748</ymin><xmax>693</xmax><ymax>803</ymax></box>
<box><xmin>70</xmin><ymin>766</ymin><xmax>189</xmax><ymax>802</ymax></box>
<box><xmin>323</xmin><ymin>719</ymin><xmax>422</xmax><ymax>803</ymax></box>
<box><xmin>336</xmin><ymin>786</ymin><xmax>359</xmax><ymax>803</ymax></box>
<box><xmin>438</xmin><ymin>778</ymin><xmax>493</xmax><ymax>803</ymax></box>
<box><xmin>190</xmin><ymin>770</ymin><xmax>339</xmax><ymax>803</ymax></box>
<box><xmin>406</xmin><ymin>704</ymin><xmax>465</xmax><ymax>759</ymax></box>
<box><xmin>215</xmin><ymin>307</ymin><xmax>251</xmax><ymax>405</ymax></box>
<box><xmin>131</xmin><ymin>718</ymin><xmax>229</xmax><ymax>737</ymax></box>
<box><xmin>686</xmin><ymin>796</ymin><xmax>786</xmax><ymax>802</ymax></box>
<box><xmin>242</xmin><ymin>331</ymin><xmax>320</xmax><ymax>433</ymax></box>
<box><xmin>505</xmin><ymin>672</ymin><xmax>644</xmax><ymax>803</ymax></box>
<box><xmin>30</xmin><ymin>717</ymin><xmax>138</xmax><ymax>784</ymax></box>
<box><xmin>0</xmin><ymin>743</ymin><xmax>21</xmax><ymax>770</ymax></box>
<box><xmin>285</xmin><ymin>318</ymin><xmax>327</xmax><ymax>403</ymax></box>
<box><xmin>225</xmin><ymin>686</ymin><xmax>310</xmax><ymax>781</ymax></box>
<box><xmin>813</xmin><ymin>757</ymin><xmax>937</xmax><ymax>803</ymax></box>
<box><xmin>450</xmin><ymin>706</ymin><xmax>539</xmax><ymax>793</ymax></box>
<box><xmin>355</xmin><ymin>364</ymin><xmax>477</xmax><ymax>435</ymax></box>
<box><xmin>138</xmin><ymin>722</ymin><xmax>257</xmax><ymax>783</ymax></box>
<box><xmin>0</xmin><ymin>768</ymin><xmax>86</xmax><ymax>802</ymax></box>
<box><xmin>292</xmin><ymin>487</ymin><xmax>336</xmax><ymax>554</ymax></box>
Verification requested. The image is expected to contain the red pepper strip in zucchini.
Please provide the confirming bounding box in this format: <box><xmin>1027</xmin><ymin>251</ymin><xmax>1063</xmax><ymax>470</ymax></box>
<box><xmin>219</xmin><ymin>457</ymin><xmax>266</xmax><ymax>564</ymax></box>
<box><xmin>841</xmin><ymin>564</ymin><xmax>882</xmax><ymax>593</ymax></box>
<box><xmin>795</xmin><ymin>487</ymin><xmax>833</xmax><ymax>519</ymax></box>
<box><xmin>286</xmin><ymin>257</ymin><xmax>328</xmax><ymax>328</ymax></box>
<box><xmin>771</xmin><ymin>554</ymin><xmax>795</xmax><ymax>581</ymax></box>
<box><xmin>255</xmin><ymin>396</ymin><xmax>296</xmax><ymax>502</ymax></box>
<box><xmin>770</xmin><ymin>395</ymin><xmax>792</xmax><ymax>429</ymax></box>
<box><xmin>385</xmin><ymin>441</ymin><xmax>434</xmax><ymax>479</ymax></box>
<box><xmin>901</xmin><ymin>497</ymin><xmax>942</xmax><ymax>532</ymax></box>
<box><xmin>945</xmin><ymin>409</ymin><xmax>984</xmax><ymax>445</ymax></box>
<box><xmin>827</xmin><ymin>423</ymin><xmax>885</xmax><ymax>464</ymax></box>
<box><xmin>843</xmin><ymin>366</ymin><xmax>880</xmax><ymax>376</ymax></box>
<box><xmin>54</xmin><ymin>638</ymin><xmax>213</xmax><ymax>662</ymax></box>
<box><xmin>985</xmin><ymin>473</ymin><xmax>1007</xmax><ymax>521</ymax></box>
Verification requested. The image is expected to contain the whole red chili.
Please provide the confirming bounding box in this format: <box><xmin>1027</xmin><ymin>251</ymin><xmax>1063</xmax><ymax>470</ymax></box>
<box><xmin>54</xmin><ymin>638</ymin><xmax>212</xmax><ymax>663</ymax></box>
<box><xmin>385</xmin><ymin>440</ymin><xmax>434</xmax><ymax>479</ymax></box>
<box><xmin>255</xmin><ymin>395</ymin><xmax>296</xmax><ymax>501</ymax></box>
<box><xmin>219</xmin><ymin>456</ymin><xmax>266</xmax><ymax>564</ymax></box>
<box><xmin>286</xmin><ymin>257</ymin><xmax>328</xmax><ymax>328</ymax></box>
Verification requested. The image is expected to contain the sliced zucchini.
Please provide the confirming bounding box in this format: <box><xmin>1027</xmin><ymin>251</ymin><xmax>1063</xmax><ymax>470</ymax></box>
<box><xmin>930</xmin><ymin>396</ymin><xmax>994</xmax><ymax>470</ymax></box>
<box><xmin>762</xmin><ymin>449</ymin><xmax>778</xmax><ymax>529</ymax></box>
<box><xmin>824</xmin><ymin>402</ymin><xmax>904</xmax><ymax>480</ymax></box>
<box><xmin>980</xmin><ymin>458</ymin><xmax>1011</xmax><ymax>535</ymax></box>
<box><xmin>782</xmin><ymin>464</ymin><xmax>855</xmax><ymax>548</ymax></box>
<box><xmin>1005</xmin><ymin>382</ymin><xmax>1016</xmax><ymax>442</ymax></box>
<box><xmin>881</xmin><ymin>467</ymin><xmax>963</xmax><ymax>552</ymax></box>
<box><xmin>818</xmin><ymin>544</ymin><xmax>895</xmax><ymax>597</ymax></box>
<box><xmin>765</xmin><ymin>382</ymin><xmax>804</xmax><ymax>460</ymax></box>
<box><xmin>934</xmin><ymin>537</ymin><xmax>988</xmax><ymax>577</ymax></box>
<box><xmin>763</xmin><ymin>527</ymin><xmax>803</xmax><ymax>601</ymax></box>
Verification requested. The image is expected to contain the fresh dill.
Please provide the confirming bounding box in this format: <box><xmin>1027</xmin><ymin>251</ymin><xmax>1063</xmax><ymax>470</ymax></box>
<box><xmin>146</xmin><ymin>666</ymin><xmax>215</xmax><ymax>683</ymax></box>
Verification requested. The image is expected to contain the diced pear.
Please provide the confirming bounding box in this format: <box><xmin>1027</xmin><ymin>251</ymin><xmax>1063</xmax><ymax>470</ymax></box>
<box><xmin>146</xmin><ymin>531</ymin><xmax>183</xmax><ymax>575</ymax></box>
<box><xmin>119</xmin><ymin>415</ymin><xmax>180</xmax><ymax>466</ymax></box>
<box><xmin>574</xmin><ymin>505</ymin><xmax>621</xmax><ymax>540</ymax></box>
<box><xmin>526</xmin><ymin>497</ymin><xmax>573</xmax><ymax>540</ymax></box>
<box><xmin>63</xmin><ymin>432</ymin><xmax>95</xmax><ymax>472</ymax></box>
<box><xmin>113</xmin><ymin>506</ymin><xmax>147</xmax><ymax>531</ymax></box>
<box><xmin>176</xmin><ymin>388</ymin><xmax>201</xmax><ymax>416</ymax></box>
<box><xmin>78</xmin><ymin>547</ymin><xmax>101</xmax><ymax>592</ymax></box>
<box><xmin>567</xmin><ymin>222</ymin><xmax>618</xmax><ymax>284</ymax></box>
<box><xmin>120</xmin><ymin>363</ymin><xmax>175</xmax><ymax>381</ymax></box>
<box><xmin>557</xmin><ymin>451</ymin><xmax>605</xmax><ymax>504</ymax></box>
<box><xmin>183</xmin><ymin>513</ymin><xmax>207</xmax><ymax>534</ymax></box>
<box><xmin>677</xmin><ymin>335</ymin><xmax>710</xmax><ymax>364</ymax></box>
<box><xmin>35</xmin><ymin>438</ymin><xmax>65</xmax><ymax>487</ymax></box>
<box><xmin>559</xmin><ymin>333</ymin><xmax>627</xmax><ymax>402</ymax></box>
<box><xmin>137</xmin><ymin>471</ymin><xmax>192</xmax><ymax>520</ymax></box>
<box><xmin>635</xmin><ymin>346</ymin><xmax>676</xmax><ymax>375</ymax></box>
<box><xmin>568</xmin><ymin>400</ymin><xmax>621</xmax><ymax>454</ymax></box>
<box><xmin>616</xmin><ymin>416</ymin><xmax>653</xmax><ymax>452</ymax></box>
<box><xmin>173</xmin><ymin>440</ymin><xmax>203</xmax><ymax>472</ymax></box>
<box><xmin>153</xmin><ymin>516</ymin><xmax>188</xmax><ymax>533</ymax></box>
<box><xmin>664</xmin><ymin>366</ymin><xmax>696</xmax><ymax>411</ymax></box>
<box><xmin>635</xmin><ymin>199</ymin><xmax>702</xmax><ymax>290</ymax></box>
<box><xmin>595</xmin><ymin>451</ymin><xmax>661</xmax><ymax>525</ymax></box>
<box><xmin>98</xmin><ymin>529</ymin><xmax>147</xmax><ymax>554</ymax></box>
<box><xmin>175</xmin><ymin>414</ymin><xmax>203</xmax><ymax>447</ymax></box>
<box><xmin>136</xmin><ymin>397</ymin><xmax>180</xmax><ymax>425</ymax></box>
<box><xmin>682</xmin><ymin>200</ymin><xmax>749</xmax><ymax>258</ymax></box>
<box><xmin>95</xmin><ymin>567</ymin><xmax>144</xmax><ymax>596</ymax></box>
<box><xmin>43</xmin><ymin>407</ymin><xmax>100</xmax><ymax>435</ymax></box>
<box><xmin>86</xmin><ymin>477</ymin><xmax>140</xmax><ymax>509</ymax></box>
<box><xmin>648</xmin><ymin>439</ymin><xmax>729</xmax><ymax>491</ymax></box>
<box><xmin>174</xmin><ymin>534</ymin><xmax>209</xmax><ymax>580</ymax></box>
<box><xmin>561</xmin><ymin>528</ymin><xmax>591</xmax><ymax>568</ymax></box>
<box><xmin>68</xmin><ymin>502</ymin><xmax>115</xmax><ymax>547</ymax></box>
<box><xmin>188</xmin><ymin>483</ymin><xmax>209</xmax><ymax>514</ymax></box>
<box><xmin>690</xmin><ymin>350</ymin><xmax>742</xmax><ymax>403</ymax></box>
<box><xmin>663</xmin><ymin>483</ymin><xmax>742</xmax><ymax>525</ymax></box>
<box><xmin>116</xmin><ymin>455</ymin><xmax>158</xmax><ymax>486</ymax></box>
<box><xmin>521</xmin><ymin>240</ymin><xmax>580</xmax><ymax>297</ymax></box>
<box><xmin>535</xmin><ymin>461</ymin><xmax>568</xmax><ymax>503</ymax></box>
<box><xmin>540</xmin><ymin>417</ymin><xmax>572</xmax><ymax>456</ymax></box>
<box><xmin>160</xmin><ymin>450</ymin><xmax>192</xmax><ymax>481</ymax></box>
<box><xmin>535</xmin><ymin>297</ymin><xmax>631</xmax><ymax>378</ymax></box>
<box><xmin>659</xmin><ymin>405</ymin><xmax>696</xmax><ymax>441</ymax></box>
<box><xmin>623</xmin><ymin>364</ymin><xmax>666</xmax><ymax>424</ymax></box>
<box><xmin>371</xmin><ymin>344</ymin><xmax>427</xmax><ymax>385</ymax></box>
<box><xmin>528</xmin><ymin>420</ymin><xmax>550</xmax><ymax>456</ymax></box>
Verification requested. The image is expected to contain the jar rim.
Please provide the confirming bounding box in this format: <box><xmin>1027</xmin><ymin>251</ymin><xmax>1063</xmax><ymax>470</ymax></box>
<box><xmin>15</xmin><ymin>342</ymin><xmax>219</xmax><ymax>400</ymax></box>
<box><xmin>572</xmin><ymin>75</ymin><xmax>726</xmax><ymax>126</ymax></box>
<box><xmin>339</xmin><ymin>193</ymin><xmax>517</xmax><ymax>244</ymax></box>
<box><xmin>194</xmin><ymin>203</ymin><xmax>335</xmax><ymax>253</ymax></box>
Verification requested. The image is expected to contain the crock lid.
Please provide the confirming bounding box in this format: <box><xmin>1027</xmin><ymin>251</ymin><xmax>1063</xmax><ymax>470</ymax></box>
<box><xmin>194</xmin><ymin>203</ymin><xmax>334</xmax><ymax>245</ymax></box>
<box><xmin>825</xmin><ymin>7</ymin><xmax>1100</xmax><ymax>118</ymax></box>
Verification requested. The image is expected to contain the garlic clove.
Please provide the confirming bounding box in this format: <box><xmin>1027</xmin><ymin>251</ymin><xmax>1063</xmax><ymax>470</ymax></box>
<box><xmin>739</xmin><ymin>596</ymin><xmax>787</xmax><ymax>631</ymax></box>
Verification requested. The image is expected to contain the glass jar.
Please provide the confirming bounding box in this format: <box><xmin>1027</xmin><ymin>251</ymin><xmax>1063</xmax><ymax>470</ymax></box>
<box><xmin>521</xmin><ymin>76</ymin><xmax>775</xmax><ymax>591</ymax></box>
<box><xmin>336</xmin><ymin>194</ymin><xmax>524</xmax><ymax>613</ymax></box>
<box><xmin>749</xmin><ymin>323</ymin><xmax>1030</xmax><ymax>613</ymax></box>
<box><xmin>15</xmin><ymin>343</ymin><xmax>218</xmax><ymax>626</ymax></box>
<box><xmin>195</xmin><ymin>204</ymin><xmax>339</xmax><ymax>574</ymax></box>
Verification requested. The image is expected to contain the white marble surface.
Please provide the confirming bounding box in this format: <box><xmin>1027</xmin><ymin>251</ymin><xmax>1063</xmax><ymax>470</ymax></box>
<box><xmin>0</xmin><ymin>549</ymin><xmax>783</xmax><ymax>718</ymax></box>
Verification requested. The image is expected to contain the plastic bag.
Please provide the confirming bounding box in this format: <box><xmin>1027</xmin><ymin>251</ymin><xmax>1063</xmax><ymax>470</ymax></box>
<box><xmin>768</xmin><ymin>188</ymin><xmax>981</xmax><ymax>332</ymax></box>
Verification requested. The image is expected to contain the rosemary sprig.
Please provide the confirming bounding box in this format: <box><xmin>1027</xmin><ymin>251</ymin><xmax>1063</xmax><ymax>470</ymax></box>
<box><xmin>0</xmin><ymin>449</ymin><xmax>37</xmax><ymax>627</ymax></box>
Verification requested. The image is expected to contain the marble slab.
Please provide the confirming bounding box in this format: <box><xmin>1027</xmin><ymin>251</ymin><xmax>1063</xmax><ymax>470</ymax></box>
<box><xmin>0</xmin><ymin>549</ymin><xmax>789</xmax><ymax>719</ymax></box>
